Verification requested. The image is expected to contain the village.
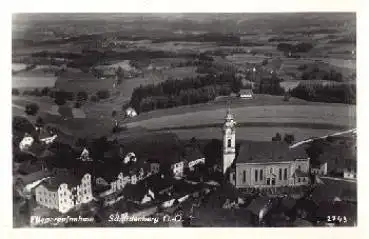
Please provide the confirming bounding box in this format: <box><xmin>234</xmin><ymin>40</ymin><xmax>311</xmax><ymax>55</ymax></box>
<box><xmin>13</xmin><ymin>108</ymin><xmax>357</xmax><ymax>227</ymax></box>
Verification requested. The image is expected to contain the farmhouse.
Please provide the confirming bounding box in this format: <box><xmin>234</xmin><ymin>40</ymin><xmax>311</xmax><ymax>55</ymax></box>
<box><xmin>238</xmin><ymin>89</ymin><xmax>254</xmax><ymax>99</ymax></box>
<box><xmin>222</xmin><ymin>109</ymin><xmax>310</xmax><ymax>188</ymax></box>
<box><xmin>19</xmin><ymin>133</ymin><xmax>34</xmax><ymax>151</ymax></box>
<box><xmin>35</xmin><ymin>173</ymin><xmax>93</xmax><ymax>214</ymax></box>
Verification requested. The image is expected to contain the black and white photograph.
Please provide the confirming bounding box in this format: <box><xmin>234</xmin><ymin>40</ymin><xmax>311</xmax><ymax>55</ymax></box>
<box><xmin>11</xmin><ymin>10</ymin><xmax>358</xmax><ymax>228</ymax></box>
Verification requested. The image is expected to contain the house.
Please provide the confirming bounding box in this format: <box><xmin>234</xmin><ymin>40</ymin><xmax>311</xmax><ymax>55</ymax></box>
<box><xmin>125</xmin><ymin>107</ymin><xmax>137</xmax><ymax>118</ymax></box>
<box><xmin>183</xmin><ymin>146</ymin><xmax>205</xmax><ymax>171</ymax></box>
<box><xmin>311</xmin><ymin>162</ymin><xmax>328</xmax><ymax>176</ymax></box>
<box><xmin>223</xmin><ymin>109</ymin><xmax>310</xmax><ymax>188</ymax></box>
<box><xmin>316</xmin><ymin>146</ymin><xmax>356</xmax><ymax>177</ymax></box>
<box><xmin>229</xmin><ymin>141</ymin><xmax>310</xmax><ymax>188</ymax></box>
<box><xmin>19</xmin><ymin>133</ymin><xmax>34</xmax><ymax>151</ymax></box>
<box><xmin>78</xmin><ymin>147</ymin><xmax>92</xmax><ymax>162</ymax></box>
<box><xmin>343</xmin><ymin>168</ymin><xmax>356</xmax><ymax>179</ymax></box>
<box><xmin>238</xmin><ymin>89</ymin><xmax>253</xmax><ymax>99</ymax></box>
<box><xmin>35</xmin><ymin>173</ymin><xmax>93</xmax><ymax>214</ymax></box>
<box><xmin>123</xmin><ymin>152</ymin><xmax>137</xmax><ymax>164</ymax></box>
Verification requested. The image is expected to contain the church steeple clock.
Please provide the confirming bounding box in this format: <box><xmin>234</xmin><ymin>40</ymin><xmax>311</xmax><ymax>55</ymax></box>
<box><xmin>222</xmin><ymin>107</ymin><xmax>236</xmax><ymax>174</ymax></box>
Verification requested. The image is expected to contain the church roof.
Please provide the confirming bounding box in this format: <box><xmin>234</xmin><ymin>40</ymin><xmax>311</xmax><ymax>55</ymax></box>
<box><xmin>236</xmin><ymin>141</ymin><xmax>308</xmax><ymax>164</ymax></box>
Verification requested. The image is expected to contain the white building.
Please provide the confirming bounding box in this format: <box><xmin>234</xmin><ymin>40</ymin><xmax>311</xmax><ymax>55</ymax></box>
<box><xmin>238</xmin><ymin>89</ymin><xmax>253</xmax><ymax>99</ymax></box>
<box><xmin>343</xmin><ymin>169</ymin><xmax>356</xmax><ymax>179</ymax></box>
<box><xmin>19</xmin><ymin>133</ymin><xmax>34</xmax><ymax>151</ymax></box>
<box><xmin>40</xmin><ymin>135</ymin><xmax>58</xmax><ymax>145</ymax></box>
<box><xmin>125</xmin><ymin>107</ymin><xmax>138</xmax><ymax>118</ymax></box>
<box><xmin>35</xmin><ymin>173</ymin><xmax>93</xmax><ymax>214</ymax></box>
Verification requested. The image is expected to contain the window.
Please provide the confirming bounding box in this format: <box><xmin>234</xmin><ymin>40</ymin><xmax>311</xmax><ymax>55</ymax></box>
<box><xmin>298</xmin><ymin>178</ymin><xmax>301</xmax><ymax>183</ymax></box>
<box><xmin>255</xmin><ymin>170</ymin><xmax>258</xmax><ymax>182</ymax></box>
<box><xmin>266</xmin><ymin>178</ymin><xmax>270</xmax><ymax>185</ymax></box>
<box><xmin>227</xmin><ymin>139</ymin><xmax>232</xmax><ymax>148</ymax></box>
<box><xmin>260</xmin><ymin>169</ymin><xmax>263</xmax><ymax>181</ymax></box>
<box><xmin>243</xmin><ymin>171</ymin><xmax>246</xmax><ymax>183</ymax></box>
<box><xmin>279</xmin><ymin>168</ymin><xmax>282</xmax><ymax>180</ymax></box>
<box><xmin>270</xmin><ymin>168</ymin><xmax>273</xmax><ymax>174</ymax></box>
<box><xmin>284</xmin><ymin>168</ymin><xmax>288</xmax><ymax>180</ymax></box>
<box><xmin>298</xmin><ymin>165</ymin><xmax>301</xmax><ymax>170</ymax></box>
<box><xmin>303</xmin><ymin>178</ymin><xmax>306</xmax><ymax>182</ymax></box>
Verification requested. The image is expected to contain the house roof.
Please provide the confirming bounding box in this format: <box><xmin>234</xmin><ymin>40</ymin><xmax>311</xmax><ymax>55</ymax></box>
<box><xmin>239</xmin><ymin>89</ymin><xmax>253</xmax><ymax>95</ymax></box>
<box><xmin>183</xmin><ymin>145</ymin><xmax>205</xmax><ymax>163</ymax></box>
<box><xmin>122</xmin><ymin>182</ymin><xmax>148</xmax><ymax>202</ymax></box>
<box><xmin>40</xmin><ymin>175</ymin><xmax>80</xmax><ymax>191</ymax></box>
<box><xmin>293</xmin><ymin>169</ymin><xmax>309</xmax><ymax>178</ymax></box>
<box><xmin>246</xmin><ymin>196</ymin><xmax>270</xmax><ymax>215</ymax></box>
<box><xmin>236</xmin><ymin>141</ymin><xmax>308</xmax><ymax>164</ymax></box>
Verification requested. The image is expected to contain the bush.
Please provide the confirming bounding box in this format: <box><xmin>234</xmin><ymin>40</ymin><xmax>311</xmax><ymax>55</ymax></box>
<box><xmin>24</xmin><ymin>103</ymin><xmax>39</xmax><ymax>116</ymax></box>
<box><xmin>54</xmin><ymin>96</ymin><xmax>67</xmax><ymax>106</ymax></box>
<box><xmin>90</xmin><ymin>95</ymin><xmax>99</xmax><ymax>102</ymax></box>
<box><xmin>284</xmin><ymin>134</ymin><xmax>295</xmax><ymax>145</ymax></box>
<box><xmin>12</xmin><ymin>88</ymin><xmax>20</xmax><ymax>96</ymax></box>
<box><xmin>74</xmin><ymin>101</ymin><xmax>82</xmax><ymax>108</ymax></box>
<box><xmin>35</xmin><ymin>116</ymin><xmax>45</xmax><ymax>128</ymax></box>
<box><xmin>96</xmin><ymin>90</ymin><xmax>110</xmax><ymax>100</ymax></box>
<box><xmin>77</xmin><ymin>91</ymin><xmax>88</xmax><ymax>101</ymax></box>
<box><xmin>272</xmin><ymin>133</ymin><xmax>282</xmax><ymax>141</ymax></box>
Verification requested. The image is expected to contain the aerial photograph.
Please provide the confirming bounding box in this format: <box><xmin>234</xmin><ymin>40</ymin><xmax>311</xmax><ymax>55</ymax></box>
<box><xmin>12</xmin><ymin>13</ymin><xmax>356</xmax><ymax>227</ymax></box>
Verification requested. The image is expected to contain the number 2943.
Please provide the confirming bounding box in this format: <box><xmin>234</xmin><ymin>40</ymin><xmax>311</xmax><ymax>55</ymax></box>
<box><xmin>327</xmin><ymin>216</ymin><xmax>348</xmax><ymax>223</ymax></box>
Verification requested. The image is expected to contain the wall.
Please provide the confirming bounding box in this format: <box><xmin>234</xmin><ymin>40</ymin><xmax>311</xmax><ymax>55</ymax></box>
<box><xmin>35</xmin><ymin>185</ymin><xmax>59</xmax><ymax>210</ymax></box>
<box><xmin>235</xmin><ymin>162</ymin><xmax>295</xmax><ymax>188</ymax></box>
<box><xmin>58</xmin><ymin>184</ymin><xmax>75</xmax><ymax>214</ymax></box>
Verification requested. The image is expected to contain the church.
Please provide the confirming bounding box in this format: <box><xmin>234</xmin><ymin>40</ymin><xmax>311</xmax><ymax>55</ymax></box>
<box><xmin>221</xmin><ymin>109</ymin><xmax>310</xmax><ymax>188</ymax></box>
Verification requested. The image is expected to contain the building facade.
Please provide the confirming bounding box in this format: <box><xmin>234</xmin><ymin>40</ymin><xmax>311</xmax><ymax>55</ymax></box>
<box><xmin>222</xmin><ymin>110</ymin><xmax>310</xmax><ymax>188</ymax></box>
<box><xmin>35</xmin><ymin>173</ymin><xmax>93</xmax><ymax>214</ymax></box>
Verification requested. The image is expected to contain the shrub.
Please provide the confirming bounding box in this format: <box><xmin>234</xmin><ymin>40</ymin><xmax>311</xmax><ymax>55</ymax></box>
<box><xmin>12</xmin><ymin>88</ymin><xmax>20</xmax><ymax>96</ymax></box>
<box><xmin>77</xmin><ymin>91</ymin><xmax>88</xmax><ymax>101</ymax></box>
<box><xmin>90</xmin><ymin>95</ymin><xmax>99</xmax><ymax>102</ymax></box>
<box><xmin>24</xmin><ymin>103</ymin><xmax>39</xmax><ymax>116</ymax></box>
<box><xmin>96</xmin><ymin>90</ymin><xmax>110</xmax><ymax>100</ymax></box>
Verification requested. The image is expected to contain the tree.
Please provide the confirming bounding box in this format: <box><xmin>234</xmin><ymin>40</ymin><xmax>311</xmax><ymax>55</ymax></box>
<box><xmin>90</xmin><ymin>95</ymin><xmax>99</xmax><ymax>102</ymax></box>
<box><xmin>12</xmin><ymin>88</ymin><xmax>20</xmax><ymax>96</ymax></box>
<box><xmin>77</xmin><ymin>91</ymin><xmax>88</xmax><ymax>101</ymax></box>
<box><xmin>41</xmin><ymin>87</ymin><xmax>50</xmax><ymax>96</ymax></box>
<box><xmin>24</xmin><ymin>103</ymin><xmax>39</xmax><ymax>116</ymax></box>
<box><xmin>284</xmin><ymin>134</ymin><xmax>295</xmax><ymax>145</ymax></box>
<box><xmin>96</xmin><ymin>90</ymin><xmax>110</xmax><ymax>100</ymax></box>
<box><xmin>112</xmin><ymin>110</ymin><xmax>117</xmax><ymax>117</ymax></box>
<box><xmin>55</xmin><ymin>96</ymin><xmax>67</xmax><ymax>106</ymax></box>
<box><xmin>35</xmin><ymin>116</ymin><xmax>45</xmax><ymax>128</ymax></box>
<box><xmin>203</xmin><ymin>139</ymin><xmax>222</xmax><ymax>168</ymax></box>
<box><xmin>13</xmin><ymin>116</ymin><xmax>35</xmax><ymax>135</ymax></box>
<box><xmin>74</xmin><ymin>101</ymin><xmax>82</xmax><ymax>108</ymax></box>
<box><xmin>272</xmin><ymin>133</ymin><xmax>282</xmax><ymax>141</ymax></box>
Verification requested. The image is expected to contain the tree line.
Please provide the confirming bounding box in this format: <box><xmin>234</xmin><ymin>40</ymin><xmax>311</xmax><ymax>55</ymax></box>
<box><xmin>290</xmin><ymin>82</ymin><xmax>356</xmax><ymax>104</ymax></box>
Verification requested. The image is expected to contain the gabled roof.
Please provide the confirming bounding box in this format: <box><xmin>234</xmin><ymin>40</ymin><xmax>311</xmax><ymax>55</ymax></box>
<box><xmin>293</xmin><ymin>169</ymin><xmax>309</xmax><ymax>178</ymax></box>
<box><xmin>40</xmin><ymin>174</ymin><xmax>80</xmax><ymax>191</ymax></box>
<box><xmin>183</xmin><ymin>145</ymin><xmax>205</xmax><ymax>162</ymax></box>
<box><xmin>246</xmin><ymin>196</ymin><xmax>270</xmax><ymax>215</ymax></box>
<box><xmin>236</xmin><ymin>141</ymin><xmax>308</xmax><ymax>164</ymax></box>
<box><xmin>239</xmin><ymin>88</ymin><xmax>253</xmax><ymax>95</ymax></box>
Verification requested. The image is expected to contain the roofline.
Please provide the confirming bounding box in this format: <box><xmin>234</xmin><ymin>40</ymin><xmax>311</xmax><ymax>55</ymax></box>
<box><xmin>236</xmin><ymin>158</ymin><xmax>309</xmax><ymax>165</ymax></box>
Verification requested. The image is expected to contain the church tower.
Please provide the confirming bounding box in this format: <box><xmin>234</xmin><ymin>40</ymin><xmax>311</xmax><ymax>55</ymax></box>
<box><xmin>222</xmin><ymin>107</ymin><xmax>236</xmax><ymax>174</ymax></box>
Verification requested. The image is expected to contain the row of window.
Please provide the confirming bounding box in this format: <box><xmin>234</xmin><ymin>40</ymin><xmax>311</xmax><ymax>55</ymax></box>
<box><xmin>241</xmin><ymin>168</ymin><xmax>289</xmax><ymax>183</ymax></box>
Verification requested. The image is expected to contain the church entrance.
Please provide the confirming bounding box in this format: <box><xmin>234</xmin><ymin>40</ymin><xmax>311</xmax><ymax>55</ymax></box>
<box><xmin>272</xmin><ymin>178</ymin><xmax>275</xmax><ymax>185</ymax></box>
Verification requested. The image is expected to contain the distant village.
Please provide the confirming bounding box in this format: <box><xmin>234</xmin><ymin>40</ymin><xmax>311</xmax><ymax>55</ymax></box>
<box><xmin>13</xmin><ymin>109</ymin><xmax>357</xmax><ymax>227</ymax></box>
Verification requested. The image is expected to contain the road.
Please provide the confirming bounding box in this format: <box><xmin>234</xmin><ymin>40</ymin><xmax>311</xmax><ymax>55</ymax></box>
<box><xmin>320</xmin><ymin>176</ymin><xmax>357</xmax><ymax>184</ymax></box>
<box><xmin>289</xmin><ymin>128</ymin><xmax>356</xmax><ymax>148</ymax></box>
